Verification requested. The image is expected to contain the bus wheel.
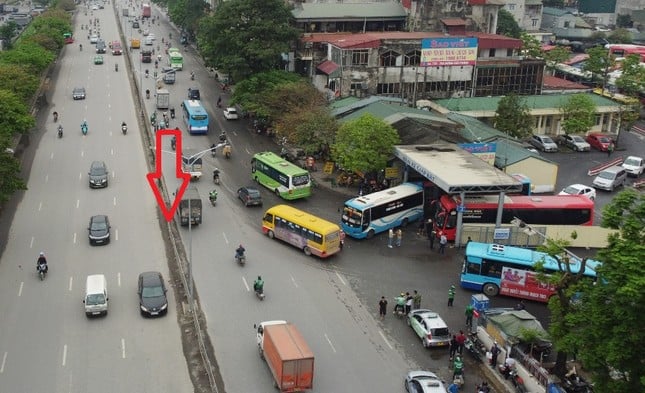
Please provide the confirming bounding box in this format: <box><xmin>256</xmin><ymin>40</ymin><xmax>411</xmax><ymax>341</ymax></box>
<box><xmin>483</xmin><ymin>283</ymin><xmax>499</xmax><ymax>297</ymax></box>
<box><xmin>366</xmin><ymin>229</ymin><xmax>375</xmax><ymax>239</ymax></box>
<box><xmin>303</xmin><ymin>246</ymin><xmax>312</xmax><ymax>256</ymax></box>
<box><xmin>274</xmin><ymin>189</ymin><xmax>280</xmax><ymax>196</ymax></box>
<box><xmin>401</xmin><ymin>218</ymin><xmax>408</xmax><ymax>227</ymax></box>
<box><xmin>268</xmin><ymin>230</ymin><xmax>275</xmax><ymax>239</ymax></box>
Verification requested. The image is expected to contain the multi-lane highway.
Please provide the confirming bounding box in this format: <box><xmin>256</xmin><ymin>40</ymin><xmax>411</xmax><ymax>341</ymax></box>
<box><xmin>0</xmin><ymin>3</ymin><xmax>191</xmax><ymax>392</ymax></box>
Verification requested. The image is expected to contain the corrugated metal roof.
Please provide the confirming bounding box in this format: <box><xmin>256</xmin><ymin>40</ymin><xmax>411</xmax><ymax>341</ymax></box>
<box><xmin>316</xmin><ymin>60</ymin><xmax>339</xmax><ymax>75</ymax></box>
<box><xmin>302</xmin><ymin>32</ymin><xmax>522</xmax><ymax>49</ymax></box>
<box><xmin>524</xmin><ymin>0</ymin><xmax>543</xmax><ymax>5</ymax></box>
<box><xmin>447</xmin><ymin>113</ymin><xmax>507</xmax><ymax>142</ymax></box>
<box><xmin>434</xmin><ymin>94</ymin><xmax>621</xmax><ymax>113</ymax></box>
<box><xmin>494</xmin><ymin>139</ymin><xmax>555</xmax><ymax>167</ymax></box>
<box><xmin>292</xmin><ymin>2</ymin><xmax>407</xmax><ymax>20</ymax></box>
<box><xmin>542</xmin><ymin>7</ymin><xmax>572</xmax><ymax>17</ymax></box>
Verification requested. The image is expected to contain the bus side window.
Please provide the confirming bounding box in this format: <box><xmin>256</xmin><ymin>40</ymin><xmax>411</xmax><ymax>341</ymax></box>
<box><xmin>466</xmin><ymin>262</ymin><xmax>480</xmax><ymax>275</ymax></box>
<box><xmin>482</xmin><ymin>259</ymin><xmax>502</xmax><ymax>278</ymax></box>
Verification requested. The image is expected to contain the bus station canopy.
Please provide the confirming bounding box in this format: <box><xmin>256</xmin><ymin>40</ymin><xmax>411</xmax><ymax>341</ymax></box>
<box><xmin>394</xmin><ymin>144</ymin><xmax>523</xmax><ymax>194</ymax></box>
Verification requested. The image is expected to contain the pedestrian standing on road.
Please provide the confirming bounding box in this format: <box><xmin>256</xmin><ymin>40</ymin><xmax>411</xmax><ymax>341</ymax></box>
<box><xmin>490</xmin><ymin>341</ymin><xmax>501</xmax><ymax>367</ymax></box>
<box><xmin>413</xmin><ymin>290</ymin><xmax>421</xmax><ymax>309</ymax></box>
<box><xmin>425</xmin><ymin>219</ymin><xmax>434</xmax><ymax>248</ymax></box>
<box><xmin>465</xmin><ymin>304</ymin><xmax>474</xmax><ymax>327</ymax></box>
<box><xmin>387</xmin><ymin>228</ymin><xmax>394</xmax><ymax>248</ymax></box>
<box><xmin>449</xmin><ymin>334</ymin><xmax>458</xmax><ymax>360</ymax></box>
<box><xmin>607</xmin><ymin>142</ymin><xmax>615</xmax><ymax>157</ymax></box>
<box><xmin>439</xmin><ymin>232</ymin><xmax>448</xmax><ymax>254</ymax></box>
<box><xmin>395</xmin><ymin>228</ymin><xmax>402</xmax><ymax>247</ymax></box>
<box><xmin>405</xmin><ymin>292</ymin><xmax>413</xmax><ymax>315</ymax></box>
<box><xmin>448</xmin><ymin>285</ymin><xmax>455</xmax><ymax>307</ymax></box>
<box><xmin>456</xmin><ymin>330</ymin><xmax>466</xmax><ymax>355</ymax></box>
<box><xmin>378</xmin><ymin>296</ymin><xmax>388</xmax><ymax>320</ymax></box>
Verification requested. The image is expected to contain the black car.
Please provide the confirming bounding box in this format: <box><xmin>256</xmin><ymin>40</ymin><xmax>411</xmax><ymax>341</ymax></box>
<box><xmin>88</xmin><ymin>215</ymin><xmax>111</xmax><ymax>245</ymax></box>
<box><xmin>188</xmin><ymin>87</ymin><xmax>200</xmax><ymax>100</ymax></box>
<box><xmin>138</xmin><ymin>272</ymin><xmax>168</xmax><ymax>317</ymax></box>
<box><xmin>237</xmin><ymin>186</ymin><xmax>263</xmax><ymax>207</ymax></box>
<box><xmin>88</xmin><ymin>160</ymin><xmax>108</xmax><ymax>188</ymax></box>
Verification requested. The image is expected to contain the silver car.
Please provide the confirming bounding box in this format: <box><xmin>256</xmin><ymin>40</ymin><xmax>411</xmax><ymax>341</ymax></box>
<box><xmin>560</xmin><ymin>134</ymin><xmax>590</xmax><ymax>152</ymax></box>
<box><xmin>529</xmin><ymin>135</ymin><xmax>558</xmax><ymax>152</ymax></box>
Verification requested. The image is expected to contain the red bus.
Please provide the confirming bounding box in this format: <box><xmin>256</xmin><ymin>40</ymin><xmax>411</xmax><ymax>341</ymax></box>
<box><xmin>606</xmin><ymin>44</ymin><xmax>645</xmax><ymax>62</ymax></box>
<box><xmin>434</xmin><ymin>194</ymin><xmax>594</xmax><ymax>241</ymax></box>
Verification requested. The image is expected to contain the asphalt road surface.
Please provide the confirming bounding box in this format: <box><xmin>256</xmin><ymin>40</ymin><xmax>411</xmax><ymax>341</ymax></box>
<box><xmin>0</xmin><ymin>3</ymin><xmax>191</xmax><ymax>393</ymax></box>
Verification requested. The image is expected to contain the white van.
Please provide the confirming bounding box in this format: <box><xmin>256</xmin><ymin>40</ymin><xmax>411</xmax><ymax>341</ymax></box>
<box><xmin>84</xmin><ymin>274</ymin><xmax>108</xmax><ymax>317</ymax></box>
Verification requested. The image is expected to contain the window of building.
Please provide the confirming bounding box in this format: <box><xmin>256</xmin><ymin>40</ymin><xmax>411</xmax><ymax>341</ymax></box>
<box><xmin>351</xmin><ymin>50</ymin><xmax>369</xmax><ymax>66</ymax></box>
<box><xmin>376</xmin><ymin>83</ymin><xmax>400</xmax><ymax>95</ymax></box>
<box><xmin>595</xmin><ymin>114</ymin><xmax>603</xmax><ymax>126</ymax></box>
<box><xmin>532</xmin><ymin>19</ymin><xmax>539</xmax><ymax>27</ymax></box>
<box><xmin>507</xmin><ymin>3</ymin><xmax>515</xmax><ymax>10</ymax></box>
<box><xmin>489</xmin><ymin>48</ymin><xmax>496</xmax><ymax>57</ymax></box>
<box><xmin>507</xmin><ymin>49</ymin><xmax>514</xmax><ymax>57</ymax></box>
<box><xmin>404</xmin><ymin>50</ymin><xmax>421</xmax><ymax>66</ymax></box>
<box><xmin>380</xmin><ymin>51</ymin><xmax>400</xmax><ymax>67</ymax></box>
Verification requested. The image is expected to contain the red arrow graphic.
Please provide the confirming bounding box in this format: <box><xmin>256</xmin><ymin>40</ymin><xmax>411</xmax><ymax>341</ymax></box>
<box><xmin>147</xmin><ymin>128</ymin><xmax>191</xmax><ymax>221</ymax></box>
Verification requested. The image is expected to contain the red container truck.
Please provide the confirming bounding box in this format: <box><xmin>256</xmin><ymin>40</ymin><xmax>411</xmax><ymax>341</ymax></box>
<box><xmin>256</xmin><ymin>321</ymin><xmax>314</xmax><ymax>392</ymax></box>
<box><xmin>142</xmin><ymin>3</ymin><xmax>151</xmax><ymax>18</ymax></box>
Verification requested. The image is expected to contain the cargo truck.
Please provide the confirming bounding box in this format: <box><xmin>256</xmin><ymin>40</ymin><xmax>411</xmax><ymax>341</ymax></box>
<box><xmin>177</xmin><ymin>186</ymin><xmax>202</xmax><ymax>226</ymax></box>
<box><xmin>142</xmin><ymin>3</ymin><xmax>151</xmax><ymax>18</ymax></box>
<box><xmin>255</xmin><ymin>321</ymin><xmax>314</xmax><ymax>392</ymax></box>
<box><xmin>141</xmin><ymin>49</ymin><xmax>152</xmax><ymax>63</ymax></box>
<box><xmin>156</xmin><ymin>89</ymin><xmax>169</xmax><ymax>110</ymax></box>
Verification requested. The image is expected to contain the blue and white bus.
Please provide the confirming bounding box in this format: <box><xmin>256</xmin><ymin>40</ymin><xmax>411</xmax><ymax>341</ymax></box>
<box><xmin>340</xmin><ymin>183</ymin><xmax>424</xmax><ymax>239</ymax></box>
<box><xmin>181</xmin><ymin>100</ymin><xmax>209</xmax><ymax>134</ymax></box>
<box><xmin>461</xmin><ymin>242</ymin><xmax>600</xmax><ymax>303</ymax></box>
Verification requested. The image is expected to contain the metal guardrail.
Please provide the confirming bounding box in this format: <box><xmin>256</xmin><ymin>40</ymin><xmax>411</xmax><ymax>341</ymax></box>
<box><xmin>511</xmin><ymin>345</ymin><xmax>551</xmax><ymax>388</ymax></box>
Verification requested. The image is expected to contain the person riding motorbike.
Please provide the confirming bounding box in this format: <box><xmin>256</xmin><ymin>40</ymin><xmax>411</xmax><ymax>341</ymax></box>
<box><xmin>146</xmin><ymin>89</ymin><xmax>150</xmax><ymax>99</ymax></box>
<box><xmin>170</xmin><ymin>136</ymin><xmax>176</xmax><ymax>150</ymax></box>
<box><xmin>58</xmin><ymin>124</ymin><xmax>64</xmax><ymax>138</ymax></box>
<box><xmin>253</xmin><ymin>275</ymin><xmax>264</xmax><ymax>293</ymax></box>
<box><xmin>219</xmin><ymin>131</ymin><xmax>227</xmax><ymax>143</ymax></box>
<box><xmin>145</xmin><ymin>69</ymin><xmax>149</xmax><ymax>78</ymax></box>
<box><xmin>53</xmin><ymin>111</ymin><xmax>59</xmax><ymax>122</ymax></box>
<box><xmin>208</xmin><ymin>189</ymin><xmax>218</xmax><ymax>204</ymax></box>
<box><xmin>236</xmin><ymin>245</ymin><xmax>246</xmax><ymax>260</ymax></box>
<box><xmin>81</xmin><ymin>120</ymin><xmax>88</xmax><ymax>134</ymax></box>
<box><xmin>394</xmin><ymin>293</ymin><xmax>406</xmax><ymax>315</ymax></box>
<box><xmin>37</xmin><ymin>252</ymin><xmax>48</xmax><ymax>274</ymax></box>
<box><xmin>80</xmin><ymin>43</ymin><xmax>83</xmax><ymax>51</ymax></box>
<box><xmin>223</xmin><ymin>143</ymin><xmax>232</xmax><ymax>159</ymax></box>
<box><xmin>154</xmin><ymin>60</ymin><xmax>158</xmax><ymax>68</ymax></box>
<box><xmin>190</xmin><ymin>71</ymin><xmax>195</xmax><ymax>80</ymax></box>
<box><xmin>213</xmin><ymin>168</ymin><xmax>220</xmax><ymax>182</ymax></box>
<box><xmin>452</xmin><ymin>356</ymin><xmax>464</xmax><ymax>381</ymax></box>
<box><xmin>121</xmin><ymin>121</ymin><xmax>127</xmax><ymax>134</ymax></box>
<box><xmin>115</xmin><ymin>63</ymin><xmax>118</xmax><ymax>72</ymax></box>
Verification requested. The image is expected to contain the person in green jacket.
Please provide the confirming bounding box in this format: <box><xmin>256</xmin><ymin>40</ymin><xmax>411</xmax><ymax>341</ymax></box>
<box><xmin>465</xmin><ymin>304</ymin><xmax>474</xmax><ymax>326</ymax></box>
<box><xmin>448</xmin><ymin>285</ymin><xmax>455</xmax><ymax>307</ymax></box>
<box><xmin>394</xmin><ymin>293</ymin><xmax>406</xmax><ymax>315</ymax></box>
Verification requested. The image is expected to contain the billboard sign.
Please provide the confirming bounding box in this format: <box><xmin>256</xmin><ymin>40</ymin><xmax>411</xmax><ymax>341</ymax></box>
<box><xmin>459</xmin><ymin>142</ymin><xmax>496</xmax><ymax>166</ymax></box>
<box><xmin>421</xmin><ymin>38</ymin><xmax>478</xmax><ymax>66</ymax></box>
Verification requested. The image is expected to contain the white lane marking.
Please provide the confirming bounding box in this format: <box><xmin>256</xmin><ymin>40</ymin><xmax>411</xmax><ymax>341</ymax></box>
<box><xmin>18</xmin><ymin>282</ymin><xmax>24</xmax><ymax>297</ymax></box>
<box><xmin>76</xmin><ymin>200</ymin><xmax>80</xmax><ymax>209</ymax></box>
<box><xmin>290</xmin><ymin>274</ymin><xmax>299</xmax><ymax>288</ymax></box>
<box><xmin>73</xmin><ymin>233</ymin><xmax>77</xmax><ymax>244</ymax></box>
<box><xmin>79</xmin><ymin>172</ymin><xmax>82</xmax><ymax>180</ymax></box>
<box><xmin>117</xmin><ymin>272</ymin><xmax>121</xmax><ymax>287</ymax></box>
<box><xmin>50</xmin><ymin>152</ymin><xmax>54</xmax><ymax>160</ymax></box>
<box><xmin>379</xmin><ymin>330</ymin><xmax>393</xmax><ymax>350</ymax></box>
<box><xmin>112</xmin><ymin>171</ymin><xmax>115</xmax><ymax>179</ymax></box>
<box><xmin>242</xmin><ymin>276</ymin><xmax>249</xmax><ymax>291</ymax></box>
<box><xmin>335</xmin><ymin>271</ymin><xmax>346</xmax><ymax>286</ymax></box>
<box><xmin>110</xmin><ymin>148</ymin><xmax>114</xmax><ymax>156</ymax></box>
<box><xmin>0</xmin><ymin>351</ymin><xmax>7</xmax><ymax>373</ymax></box>
<box><xmin>45</xmin><ymin>174</ymin><xmax>48</xmax><ymax>184</ymax></box>
<box><xmin>324</xmin><ymin>334</ymin><xmax>337</xmax><ymax>353</ymax></box>
<box><xmin>62</xmin><ymin>344</ymin><xmax>67</xmax><ymax>366</ymax></box>
<box><xmin>222</xmin><ymin>232</ymin><xmax>229</xmax><ymax>244</ymax></box>
<box><xmin>245</xmin><ymin>147</ymin><xmax>251</xmax><ymax>155</ymax></box>
<box><xmin>38</xmin><ymin>201</ymin><xmax>42</xmax><ymax>211</ymax></box>
<box><xmin>69</xmin><ymin>276</ymin><xmax>73</xmax><ymax>291</ymax></box>
<box><xmin>81</xmin><ymin>150</ymin><xmax>84</xmax><ymax>157</ymax></box>
<box><xmin>113</xmin><ymin>196</ymin><xmax>117</xmax><ymax>206</ymax></box>
<box><xmin>29</xmin><ymin>237</ymin><xmax>34</xmax><ymax>249</ymax></box>
<box><xmin>115</xmin><ymin>229</ymin><xmax>119</xmax><ymax>241</ymax></box>
<box><xmin>121</xmin><ymin>338</ymin><xmax>126</xmax><ymax>359</ymax></box>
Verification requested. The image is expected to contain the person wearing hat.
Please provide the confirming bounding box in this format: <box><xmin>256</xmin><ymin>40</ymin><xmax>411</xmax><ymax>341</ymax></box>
<box><xmin>448</xmin><ymin>285</ymin><xmax>456</xmax><ymax>307</ymax></box>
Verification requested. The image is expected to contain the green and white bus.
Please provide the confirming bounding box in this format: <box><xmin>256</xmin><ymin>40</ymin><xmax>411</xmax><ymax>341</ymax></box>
<box><xmin>251</xmin><ymin>152</ymin><xmax>311</xmax><ymax>200</ymax></box>
<box><xmin>168</xmin><ymin>49</ymin><xmax>183</xmax><ymax>70</ymax></box>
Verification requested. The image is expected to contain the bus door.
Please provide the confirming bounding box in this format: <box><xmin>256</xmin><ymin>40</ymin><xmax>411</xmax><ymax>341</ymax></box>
<box><xmin>362</xmin><ymin>208</ymin><xmax>371</xmax><ymax>232</ymax></box>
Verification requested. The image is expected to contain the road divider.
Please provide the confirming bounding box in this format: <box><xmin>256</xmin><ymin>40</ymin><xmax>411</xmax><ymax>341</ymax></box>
<box><xmin>587</xmin><ymin>157</ymin><xmax>624</xmax><ymax>176</ymax></box>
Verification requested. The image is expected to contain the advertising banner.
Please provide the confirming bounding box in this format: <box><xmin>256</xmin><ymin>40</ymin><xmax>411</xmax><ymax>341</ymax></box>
<box><xmin>421</xmin><ymin>38</ymin><xmax>478</xmax><ymax>66</ymax></box>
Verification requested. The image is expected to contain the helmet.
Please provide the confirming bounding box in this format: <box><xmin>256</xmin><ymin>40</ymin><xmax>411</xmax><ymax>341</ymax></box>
<box><xmin>400</xmin><ymin>293</ymin><xmax>405</xmax><ymax>297</ymax></box>
<box><xmin>257</xmin><ymin>276</ymin><xmax>262</xmax><ymax>280</ymax></box>
<box><xmin>39</xmin><ymin>252</ymin><xmax>44</xmax><ymax>256</ymax></box>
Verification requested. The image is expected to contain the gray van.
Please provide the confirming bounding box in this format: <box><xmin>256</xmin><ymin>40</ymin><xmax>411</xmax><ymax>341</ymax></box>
<box><xmin>96</xmin><ymin>40</ymin><xmax>106</xmax><ymax>53</ymax></box>
<box><xmin>592</xmin><ymin>166</ymin><xmax>627</xmax><ymax>191</ymax></box>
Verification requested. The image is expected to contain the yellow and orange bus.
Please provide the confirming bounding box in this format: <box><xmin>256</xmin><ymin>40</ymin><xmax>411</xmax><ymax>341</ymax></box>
<box><xmin>262</xmin><ymin>205</ymin><xmax>342</xmax><ymax>258</ymax></box>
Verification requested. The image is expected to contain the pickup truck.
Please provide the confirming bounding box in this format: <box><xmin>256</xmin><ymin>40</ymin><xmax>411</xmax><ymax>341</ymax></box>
<box><xmin>255</xmin><ymin>321</ymin><xmax>314</xmax><ymax>392</ymax></box>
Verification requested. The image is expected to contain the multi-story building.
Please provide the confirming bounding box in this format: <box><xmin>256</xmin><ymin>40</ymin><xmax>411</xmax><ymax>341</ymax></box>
<box><xmin>502</xmin><ymin>0</ymin><xmax>543</xmax><ymax>31</ymax></box>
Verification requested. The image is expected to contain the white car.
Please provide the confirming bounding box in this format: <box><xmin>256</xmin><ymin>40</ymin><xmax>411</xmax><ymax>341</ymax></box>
<box><xmin>89</xmin><ymin>35</ymin><xmax>99</xmax><ymax>44</ymax></box>
<box><xmin>223</xmin><ymin>107</ymin><xmax>238</xmax><ymax>120</ymax></box>
<box><xmin>404</xmin><ymin>370</ymin><xmax>447</xmax><ymax>393</ymax></box>
<box><xmin>147</xmin><ymin>33</ymin><xmax>156</xmax><ymax>41</ymax></box>
<box><xmin>559</xmin><ymin>184</ymin><xmax>596</xmax><ymax>201</ymax></box>
<box><xmin>621</xmin><ymin>156</ymin><xmax>644</xmax><ymax>177</ymax></box>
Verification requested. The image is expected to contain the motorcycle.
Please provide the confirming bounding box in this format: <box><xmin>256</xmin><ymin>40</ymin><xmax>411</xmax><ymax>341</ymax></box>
<box><xmin>37</xmin><ymin>265</ymin><xmax>47</xmax><ymax>281</ymax></box>
<box><xmin>170</xmin><ymin>137</ymin><xmax>176</xmax><ymax>151</ymax></box>
<box><xmin>115</xmin><ymin>63</ymin><xmax>118</xmax><ymax>72</ymax></box>
<box><xmin>170</xmin><ymin>107</ymin><xmax>175</xmax><ymax>119</ymax></box>
<box><xmin>53</xmin><ymin>112</ymin><xmax>58</xmax><ymax>122</ymax></box>
<box><xmin>235</xmin><ymin>253</ymin><xmax>246</xmax><ymax>266</ymax></box>
<box><xmin>57</xmin><ymin>125</ymin><xmax>63</xmax><ymax>138</ymax></box>
<box><xmin>223</xmin><ymin>144</ymin><xmax>231</xmax><ymax>159</ymax></box>
<box><xmin>81</xmin><ymin>123</ymin><xmax>88</xmax><ymax>135</ymax></box>
<box><xmin>146</xmin><ymin>90</ymin><xmax>150</xmax><ymax>99</ymax></box>
<box><xmin>562</xmin><ymin>367</ymin><xmax>593</xmax><ymax>393</ymax></box>
<box><xmin>209</xmin><ymin>191</ymin><xmax>217</xmax><ymax>206</ymax></box>
<box><xmin>213</xmin><ymin>170</ymin><xmax>220</xmax><ymax>185</ymax></box>
<box><xmin>80</xmin><ymin>44</ymin><xmax>83</xmax><ymax>51</ymax></box>
<box><xmin>508</xmin><ymin>369</ymin><xmax>527</xmax><ymax>393</ymax></box>
<box><xmin>464</xmin><ymin>337</ymin><xmax>483</xmax><ymax>362</ymax></box>
<box><xmin>254</xmin><ymin>287</ymin><xmax>265</xmax><ymax>300</ymax></box>
<box><xmin>121</xmin><ymin>124</ymin><xmax>127</xmax><ymax>135</ymax></box>
<box><xmin>393</xmin><ymin>303</ymin><xmax>405</xmax><ymax>318</ymax></box>
<box><xmin>190</xmin><ymin>71</ymin><xmax>195</xmax><ymax>80</ymax></box>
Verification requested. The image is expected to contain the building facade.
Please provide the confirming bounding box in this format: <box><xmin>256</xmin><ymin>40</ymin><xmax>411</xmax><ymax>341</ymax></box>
<box><xmin>502</xmin><ymin>0</ymin><xmax>543</xmax><ymax>31</ymax></box>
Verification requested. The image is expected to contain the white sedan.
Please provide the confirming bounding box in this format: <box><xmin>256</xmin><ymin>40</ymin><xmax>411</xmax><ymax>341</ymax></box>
<box><xmin>404</xmin><ymin>370</ymin><xmax>447</xmax><ymax>393</ymax></box>
<box><xmin>223</xmin><ymin>107</ymin><xmax>238</xmax><ymax>120</ymax></box>
<box><xmin>559</xmin><ymin>184</ymin><xmax>596</xmax><ymax>201</ymax></box>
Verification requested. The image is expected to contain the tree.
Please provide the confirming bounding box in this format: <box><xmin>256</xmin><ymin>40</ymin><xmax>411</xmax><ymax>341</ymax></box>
<box><xmin>0</xmin><ymin>89</ymin><xmax>35</xmax><ymax>139</ymax></box>
<box><xmin>565</xmin><ymin>190</ymin><xmax>645</xmax><ymax>393</ymax></box>
<box><xmin>0</xmin><ymin>22</ymin><xmax>18</xmax><ymax>50</ymax></box>
<box><xmin>616</xmin><ymin>14</ymin><xmax>633</xmax><ymax>28</ymax></box>
<box><xmin>167</xmin><ymin>0</ymin><xmax>208</xmax><ymax>37</ymax></box>
<box><xmin>0</xmin><ymin>143</ymin><xmax>27</xmax><ymax>203</ymax></box>
<box><xmin>0</xmin><ymin>64</ymin><xmax>40</xmax><ymax>104</ymax></box>
<box><xmin>544</xmin><ymin>46</ymin><xmax>570</xmax><ymax>75</ymax></box>
<box><xmin>494</xmin><ymin>94</ymin><xmax>533</xmax><ymax>138</ymax></box>
<box><xmin>583</xmin><ymin>46</ymin><xmax>614</xmax><ymax>89</ymax></box>
<box><xmin>615</xmin><ymin>54</ymin><xmax>645</xmax><ymax>97</ymax></box>
<box><xmin>496</xmin><ymin>9</ymin><xmax>521</xmax><ymax>39</ymax></box>
<box><xmin>262</xmin><ymin>80</ymin><xmax>327</xmax><ymax>122</ymax></box>
<box><xmin>197</xmin><ymin>0</ymin><xmax>300</xmax><ymax>82</ymax></box>
<box><xmin>274</xmin><ymin>108</ymin><xmax>338</xmax><ymax>156</ymax></box>
<box><xmin>520</xmin><ymin>32</ymin><xmax>542</xmax><ymax>59</ymax></box>
<box><xmin>331</xmin><ymin>114</ymin><xmax>400</xmax><ymax>174</ymax></box>
<box><xmin>0</xmin><ymin>41</ymin><xmax>55</xmax><ymax>74</ymax></box>
<box><xmin>608</xmin><ymin>28</ymin><xmax>633</xmax><ymax>44</ymax></box>
<box><xmin>230</xmin><ymin>70</ymin><xmax>301</xmax><ymax>120</ymax></box>
<box><xmin>560</xmin><ymin>94</ymin><xmax>596</xmax><ymax>135</ymax></box>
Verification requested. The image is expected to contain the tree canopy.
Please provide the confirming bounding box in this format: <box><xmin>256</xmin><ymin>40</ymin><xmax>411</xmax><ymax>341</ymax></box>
<box><xmin>496</xmin><ymin>9</ymin><xmax>522</xmax><ymax>39</ymax></box>
<box><xmin>230</xmin><ymin>70</ymin><xmax>301</xmax><ymax>119</ymax></box>
<box><xmin>167</xmin><ymin>0</ymin><xmax>208</xmax><ymax>37</ymax></box>
<box><xmin>494</xmin><ymin>94</ymin><xmax>533</xmax><ymax>138</ymax></box>
<box><xmin>197</xmin><ymin>0</ymin><xmax>300</xmax><ymax>82</ymax></box>
<box><xmin>331</xmin><ymin>114</ymin><xmax>400</xmax><ymax>173</ymax></box>
<box><xmin>519</xmin><ymin>32</ymin><xmax>542</xmax><ymax>59</ymax></box>
<box><xmin>560</xmin><ymin>94</ymin><xmax>596</xmax><ymax>135</ymax></box>
<box><xmin>583</xmin><ymin>47</ymin><xmax>614</xmax><ymax>88</ymax></box>
<box><xmin>615</xmin><ymin>54</ymin><xmax>645</xmax><ymax>97</ymax></box>
<box><xmin>544</xmin><ymin>46</ymin><xmax>570</xmax><ymax>75</ymax></box>
<box><xmin>607</xmin><ymin>28</ymin><xmax>633</xmax><ymax>44</ymax></box>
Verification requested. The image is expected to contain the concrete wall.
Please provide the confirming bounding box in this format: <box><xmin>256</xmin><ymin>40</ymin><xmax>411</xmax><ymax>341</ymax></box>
<box><xmin>461</xmin><ymin>224</ymin><xmax>617</xmax><ymax>248</ymax></box>
<box><xmin>506</xmin><ymin>157</ymin><xmax>558</xmax><ymax>194</ymax></box>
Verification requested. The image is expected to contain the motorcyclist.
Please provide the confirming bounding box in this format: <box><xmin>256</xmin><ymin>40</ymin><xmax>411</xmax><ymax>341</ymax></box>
<box><xmin>208</xmin><ymin>189</ymin><xmax>218</xmax><ymax>203</ymax></box>
<box><xmin>80</xmin><ymin>43</ymin><xmax>83</xmax><ymax>51</ymax></box>
<box><xmin>53</xmin><ymin>111</ymin><xmax>59</xmax><ymax>122</ymax></box>
<box><xmin>394</xmin><ymin>293</ymin><xmax>406</xmax><ymax>314</ymax></box>
<box><xmin>115</xmin><ymin>63</ymin><xmax>118</xmax><ymax>71</ymax></box>
<box><xmin>253</xmin><ymin>275</ymin><xmax>264</xmax><ymax>293</ymax></box>
<box><xmin>223</xmin><ymin>143</ymin><xmax>232</xmax><ymax>158</ymax></box>
<box><xmin>145</xmin><ymin>69</ymin><xmax>149</xmax><ymax>78</ymax></box>
<box><xmin>218</xmin><ymin>131</ymin><xmax>227</xmax><ymax>143</ymax></box>
<box><xmin>146</xmin><ymin>89</ymin><xmax>150</xmax><ymax>99</ymax></box>
<box><xmin>236</xmin><ymin>244</ymin><xmax>246</xmax><ymax>260</ymax></box>
<box><xmin>81</xmin><ymin>120</ymin><xmax>88</xmax><ymax>134</ymax></box>
<box><xmin>170</xmin><ymin>136</ymin><xmax>176</xmax><ymax>150</ymax></box>
<box><xmin>58</xmin><ymin>124</ymin><xmax>63</xmax><ymax>137</ymax></box>
<box><xmin>190</xmin><ymin>71</ymin><xmax>195</xmax><ymax>80</ymax></box>
<box><xmin>213</xmin><ymin>168</ymin><xmax>220</xmax><ymax>181</ymax></box>
<box><xmin>37</xmin><ymin>252</ymin><xmax>48</xmax><ymax>273</ymax></box>
<box><xmin>452</xmin><ymin>355</ymin><xmax>464</xmax><ymax>381</ymax></box>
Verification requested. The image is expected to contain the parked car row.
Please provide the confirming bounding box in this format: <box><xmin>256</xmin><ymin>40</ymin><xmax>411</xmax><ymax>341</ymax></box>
<box><xmin>529</xmin><ymin>133</ymin><xmax>617</xmax><ymax>153</ymax></box>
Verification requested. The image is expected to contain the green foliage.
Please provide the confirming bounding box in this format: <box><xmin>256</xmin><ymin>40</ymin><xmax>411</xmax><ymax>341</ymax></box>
<box><xmin>0</xmin><ymin>146</ymin><xmax>27</xmax><ymax>203</ymax></box>
<box><xmin>331</xmin><ymin>114</ymin><xmax>400</xmax><ymax>173</ymax></box>
<box><xmin>583</xmin><ymin>46</ymin><xmax>614</xmax><ymax>88</ymax></box>
<box><xmin>616</xmin><ymin>14</ymin><xmax>633</xmax><ymax>28</ymax></box>
<box><xmin>275</xmin><ymin>108</ymin><xmax>337</xmax><ymax>156</ymax></box>
<box><xmin>560</xmin><ymin>94</ymin><xmax>596</xmax><ymax>135</ymax></box>
<box><xmin>263</xmin><ymin>81</ymin><xmax>327</xmax><ymax>122</ymax></box>
<box><xmin>615</xmin><ymin>55</ymin><xmax>645</xmax><ymax>97</ymax></box>
<box><xmin>520</xmin><ymin>32</ymin><xmax>542</xmax><ymax>58</ymax></box>
<box><xmin>0</xmin><ymin>41</ymin><xmax>55</xmax><ymax>74</ymax></box>
<box><xmin>566</xmin><ymin>190</ymin><xmax>645</xmax><ymax>393</ymax></box>
<box><xmin>496</xmin><ymin>9</ymin><xmax>522</xmax><ymax>39</ymax></box>
<box><xmin>494</xmin><ymin>94</ymin><xmax>533</xmax><ymax>138</ymax></box>
<box><xmin>197</xmin><ymin>0</ymin><xmax>300</xmax><ymax>82</ymax></box>
<box><xmin>544</xmin><ymin>46</ymin><xmax>570</xmax><ymax>74</ymax></box>
<box><xmin>608</xmin><ymin>28</ymin><xmax>633</xmax><ymax>44</ymax></box>
<box><xmin>230</xmin><ymin>70</ymin><xmax>301</xmax><ymax>119</ymax></box>
<box><xmin>0</xmin><ymin>64</ymin><xmax>40</xmax><ymax>104</ymax></box>
<box><xmin>0</xmin><ymin>90</ymin><xmax>35</xmax><ymax>138</ymax></box>
<box><xmin>0</xmin><ymin>22</ymin><xmax>18</xmax><ymax>50</ymax></box>
<box><xmin>167</xmin><ymin>0</ymin><xmax>208</xmax><ymax>35</ymax></box>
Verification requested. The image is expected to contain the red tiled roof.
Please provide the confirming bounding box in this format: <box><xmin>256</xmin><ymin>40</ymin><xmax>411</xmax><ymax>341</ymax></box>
<box><xmin>302</xmin><ymin>32</ymin><xmax>522</xmax><ymax>49</ymax></box>
<box><xmin>441</xmin><ymin>18</ymin><xmax>467</xmax><ymax>26</ymax></box>
<box><xmin>542</xmin><ymin>75</ymin><xmax>589</xmax><ymax>90</ymax></box>
<box><xmin>564</xmin><ymin>54</ymin><xmax>589</xmax><ymax>65</ymax></box>
<box><xmin>317</xmin><ymin>60</ymin><xmax>339</xmax><ymax>75</ymax></box>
